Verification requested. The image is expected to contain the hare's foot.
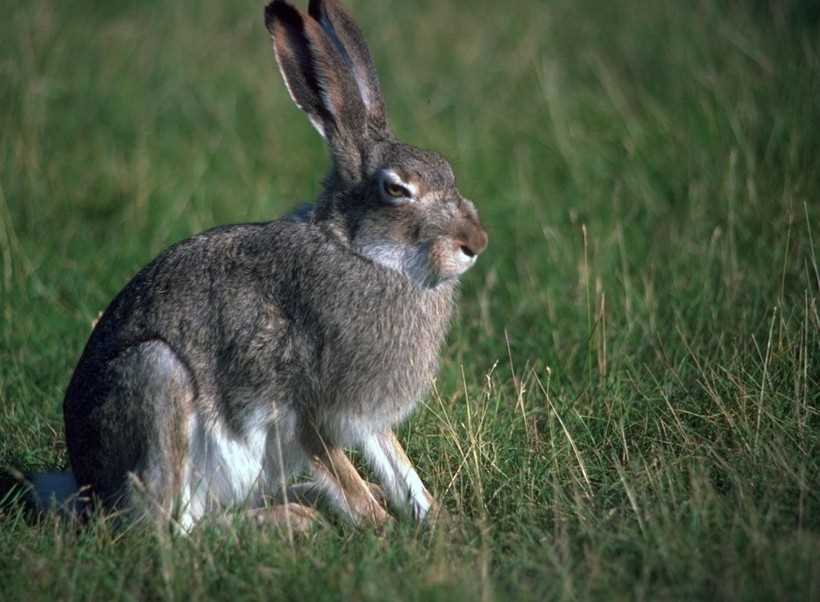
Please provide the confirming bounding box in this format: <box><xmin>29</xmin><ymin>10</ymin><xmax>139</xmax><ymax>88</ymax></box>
<box><xmin>211</xmin><ymin>503</ymin><xmax>320</xmax><ymax>534</ymax></box>
<box><xmin>246</xmin><ymin>503</ymin><xmax>321</xmax><ymax>533</ymax></box>
<box><xmin>423</xmin><ymin>499</ymin><xmax>453</xmax><ymax>532</ymax></box>
<box><xmin>367</xmin><ymin>482</ymin><xmax>388</xmax><ymax>507</ymax></box>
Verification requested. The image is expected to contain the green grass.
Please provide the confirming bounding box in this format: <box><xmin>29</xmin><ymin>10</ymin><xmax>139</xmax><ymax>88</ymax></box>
<box><xmin>1</xmin><ymin>0</ymin><xmax>818</xmax><ymax>599</ymax></box>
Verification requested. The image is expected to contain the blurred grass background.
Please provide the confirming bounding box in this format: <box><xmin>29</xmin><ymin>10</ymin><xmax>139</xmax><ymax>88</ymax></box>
<box><xmin>1</xmin><ymin>0</ymin><xmax>818</xmax><ymax>600</ymax></box>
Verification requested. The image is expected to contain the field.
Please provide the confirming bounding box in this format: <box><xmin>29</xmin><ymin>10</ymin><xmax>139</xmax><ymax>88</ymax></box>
<box><xmin>1</xmin><ymin>0</ymin><xmax>818</xmax><ymax>599</ymax></box>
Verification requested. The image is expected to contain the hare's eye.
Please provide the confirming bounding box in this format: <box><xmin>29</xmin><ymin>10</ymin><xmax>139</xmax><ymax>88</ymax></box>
<box><xmin>383</xmin><ymin>180</ymin><xmax>410</xmax><ymax>199</ymax></box>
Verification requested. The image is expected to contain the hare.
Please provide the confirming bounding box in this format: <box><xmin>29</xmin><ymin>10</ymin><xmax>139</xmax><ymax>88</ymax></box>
<box><xmin>59</xmin><ymin>0</ymin><xmax>487</xmax><ymax>531</ymax></box>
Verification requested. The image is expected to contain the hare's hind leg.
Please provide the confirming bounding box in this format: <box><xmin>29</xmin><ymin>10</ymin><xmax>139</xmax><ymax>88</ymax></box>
<box><xmin>64</xmin><ymin>340</ymin><xmax>195</xmax><ymax>527</ymax></box>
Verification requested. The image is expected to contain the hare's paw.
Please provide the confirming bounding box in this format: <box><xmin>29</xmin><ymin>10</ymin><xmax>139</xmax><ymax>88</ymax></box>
<box><xmin>367</xmin><ymin>482</ymin><xmax>387</xmax><ymax>506</ymax></box>
<box><xmin>351</xmin><ymin>490</ymin><xmax>393</xmax><ymax>529</ymax></box>
<box><xmin>422</xmin><ymin>498</ymin><xmax>453</xmax><ymax>531</ymax></box>
<box><xmin>248</xmin><ymin>503</ymin><xmax>322</xmax><ymax>533</ymax></box>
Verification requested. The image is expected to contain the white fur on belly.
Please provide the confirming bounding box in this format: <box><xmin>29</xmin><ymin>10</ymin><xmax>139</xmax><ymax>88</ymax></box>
<box><xmin>178</xmin><ymin>406</ymin><xmax>300</xmax><ymax>529</ymax></box>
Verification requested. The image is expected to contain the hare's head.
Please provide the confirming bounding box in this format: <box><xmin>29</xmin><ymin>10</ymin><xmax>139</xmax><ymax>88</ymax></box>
<box><xmin>265</xmin><ymin>0</ymin><xmax>487</xmax><ymax>288</ymax></box>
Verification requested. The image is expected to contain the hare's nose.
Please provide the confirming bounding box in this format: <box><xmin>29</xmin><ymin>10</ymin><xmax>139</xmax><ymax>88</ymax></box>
<box><xmin>459</xmin><ymin>244</ymin><xmax>477</xmax><ymax>258</ymax></box>
<box><xmin>458</xmin><ymin>228</ymin><xmax>487</xmax><ymax>259</ymax></box>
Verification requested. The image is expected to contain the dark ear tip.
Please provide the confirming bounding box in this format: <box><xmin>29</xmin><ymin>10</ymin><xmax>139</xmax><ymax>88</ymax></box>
<box><xmin>307</xmin><ymin>0</ymin><xmax>325</xmax><ymax>19</ymax></box>
<box><xmin>264</xmin><ymin>1</ymin><xmax>279</xmax><ymax>33</ymax></box>
<box><xmin>265</xmin><ymin>0</ymin><xmax>299</xmax><ymax>34</ymax></box>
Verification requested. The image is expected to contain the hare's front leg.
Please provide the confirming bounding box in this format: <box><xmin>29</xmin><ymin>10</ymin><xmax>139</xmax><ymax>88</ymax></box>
<box><xmin>305</xmin><ymin>443</ymin><xmax>390</xmax><ymax>527</ymax></box>
<box><xmin>361</xmin><ymin>431</ymin><xmax>441</xmax><ymax>523</ymax></box>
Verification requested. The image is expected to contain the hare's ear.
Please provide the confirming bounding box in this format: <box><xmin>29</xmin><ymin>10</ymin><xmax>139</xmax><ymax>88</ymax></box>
<box><xmin>265</xmin><ymin>0</ymin><xmax>367</xmax><ymax>144</ymax></box>
<box><xmin>308</xmin><ymin>0</ymin><xmax>388</xmax><ymax>134</ymax></box>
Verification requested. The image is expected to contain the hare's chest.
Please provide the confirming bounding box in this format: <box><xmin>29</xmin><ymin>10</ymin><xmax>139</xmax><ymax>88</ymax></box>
<box><xmin>323</xmin><ymin>346</ymin><xmax>439</xmax><ymax>439</ymax></box>
<box><xmin>312</xmin><ymin>287</ymin><xmax>453</xmax><ymax>439</ymax></box>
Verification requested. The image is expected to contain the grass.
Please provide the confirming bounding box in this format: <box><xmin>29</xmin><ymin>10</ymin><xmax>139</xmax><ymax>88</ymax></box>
<box><xmin>1</xmin><ymin>0</ymin><xmax>818</xmax><ymax>599</ymax></box>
